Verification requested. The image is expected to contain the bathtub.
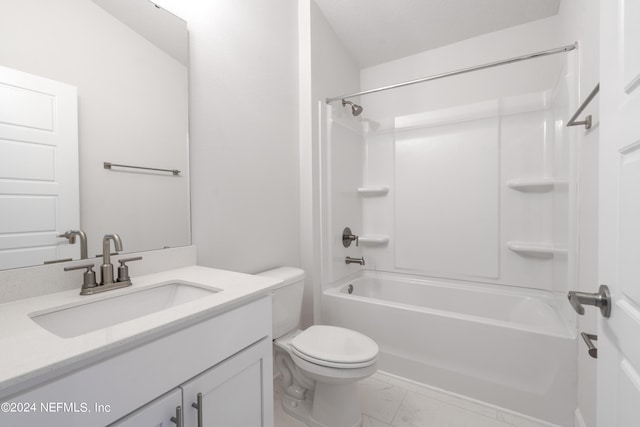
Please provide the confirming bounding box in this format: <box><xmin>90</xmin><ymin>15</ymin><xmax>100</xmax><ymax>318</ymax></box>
<box><xmin>322</xmin><ymin>271</ymin><xmax>576</xmax><ymax>426</ymax></box>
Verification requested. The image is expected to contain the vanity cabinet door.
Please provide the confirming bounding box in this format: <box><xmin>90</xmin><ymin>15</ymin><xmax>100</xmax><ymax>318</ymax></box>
<box><xmin>108</xmin><ymin>388</ymin><xmax>182</xmax><ymax>427</ymax></box>
<box><xmin>181</xmin><ymin>338</ymin><xmax>273</xmax><ymax>427</ymax></box>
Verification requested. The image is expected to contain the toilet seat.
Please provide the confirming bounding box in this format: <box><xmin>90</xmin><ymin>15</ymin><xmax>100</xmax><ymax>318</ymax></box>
<box><xmin>291</xmin><ymin>325</ymin><xmax>378</xmax><ymax>369</ymax></box>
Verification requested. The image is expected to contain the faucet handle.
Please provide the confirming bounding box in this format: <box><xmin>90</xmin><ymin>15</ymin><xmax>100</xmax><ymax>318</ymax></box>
<box><xmin>64</xmin><ymin>263</ymin><xmax>97</xmax><ymax>290</ymax></box>
<box><xmin>342</xmin><ymin>227</ymin><xmax>360</xmax><ymax>247</ymax></box>
<box><xmin>117</xmin><ymin>256</ymin><xmax>143</xmax><ymax>283</ymax></box>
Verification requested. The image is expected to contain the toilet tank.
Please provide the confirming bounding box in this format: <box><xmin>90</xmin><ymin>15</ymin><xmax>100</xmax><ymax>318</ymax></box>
<box><xmin>257</xmin><ymin>267</ymin><xmax>305</xmax><ymax>339</ymax></box>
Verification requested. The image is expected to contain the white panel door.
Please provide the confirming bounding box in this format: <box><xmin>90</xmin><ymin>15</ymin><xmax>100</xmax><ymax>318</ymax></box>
<box><xmin>0</xmin><ymin>66</ymin><xmax>79</xmax><ymax>269</ymax></box>
<box><xmin>598</xmin><ymin>1</ymin><xmax>640</xmax><ymax>425</ymax></box>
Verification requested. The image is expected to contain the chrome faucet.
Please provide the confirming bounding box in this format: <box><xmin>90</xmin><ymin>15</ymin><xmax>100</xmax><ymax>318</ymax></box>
<box><xmin>101</xmin><ymin>234</ymin><xmax>123</xmax><ymax>285</ymax></box>
<box><xmin>58</xmin><ymin>230</ymin><xmax>88</xmax><ymax>259</ymax></box>
<box><xmin>64</xmin><ymin>234</ymin><xmax>142</xmax><ymax>295</ymax></box>
<box><xmin>345</xmin><ymin>256</ymin><xmax>365</xmax><ymax>265</ymax></box>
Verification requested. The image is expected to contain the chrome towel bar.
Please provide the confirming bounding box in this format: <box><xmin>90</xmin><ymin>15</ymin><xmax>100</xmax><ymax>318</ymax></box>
<box><xmin>104</xmin><ymin>161</ymin><xmax>181</xmax><ymax>175</ymax></box>
<box><xmin>567</xmin><ymin>83</ymin><xmax>600</xmax><ymax>129</ymax></box>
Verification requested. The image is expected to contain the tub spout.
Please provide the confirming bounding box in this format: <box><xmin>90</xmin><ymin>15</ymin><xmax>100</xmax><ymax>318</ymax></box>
<box><xmin>345</xmin><ymin>256</ymin><xmax>365</xmax><ymax>266</ymax></box>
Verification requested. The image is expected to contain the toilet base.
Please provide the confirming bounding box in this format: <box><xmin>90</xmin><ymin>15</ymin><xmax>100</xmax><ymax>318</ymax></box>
<box><xmin>280</xmin><ymin>385</ymin><xmax>363</xmax><ymax>427</ymax></box>
<box><xmin>274</xmin><ymin>330</ymin><xmax>375</xmax><ymax>427</ymax></box>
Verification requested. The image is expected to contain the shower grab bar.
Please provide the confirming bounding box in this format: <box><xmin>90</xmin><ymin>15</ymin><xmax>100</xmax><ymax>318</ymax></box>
<box><xmin>104</xmin><ymin>162</ymin><xmax>181</xmax><ymax>176</ymax></box>
<box><xmin>567</xmin><ymin>83</ymin><xmax>600</xmax><ymax>129</ymax></box>
<box><xmin>326</xmin><ymin>43</ymin><xmax>578</xmax><ymax>103</ymax></box>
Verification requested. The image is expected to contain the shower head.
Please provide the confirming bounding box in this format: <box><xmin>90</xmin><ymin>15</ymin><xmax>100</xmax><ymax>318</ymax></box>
<box><xmin>341</xmin><ymin>99</ymin><xmax>363</xmax><ymax>116</ymax></box>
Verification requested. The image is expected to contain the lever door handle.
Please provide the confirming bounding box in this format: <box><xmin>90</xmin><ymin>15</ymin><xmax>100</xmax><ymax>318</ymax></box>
<box><xmin>580</xmin><ymin>332</ymin><xmax>598</xmax><ymax>359</ymax></box>
<box><xmin>567</xmin><ymin>285</ymin><xmax>611</xmax><ymax>318</ymax></box>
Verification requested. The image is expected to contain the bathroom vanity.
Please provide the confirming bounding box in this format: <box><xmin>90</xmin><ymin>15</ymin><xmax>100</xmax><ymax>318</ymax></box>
<box><xmin>0</xmin><ymin>266</ymin><xmax>281</xmax><ymax>427</ymax></box>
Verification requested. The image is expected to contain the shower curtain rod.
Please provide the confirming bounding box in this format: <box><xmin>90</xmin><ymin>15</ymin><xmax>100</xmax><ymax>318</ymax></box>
<box><xmin>325</xmin><ymin>42</ymin><xmax>577</xmax><ymax>104</ymax></box>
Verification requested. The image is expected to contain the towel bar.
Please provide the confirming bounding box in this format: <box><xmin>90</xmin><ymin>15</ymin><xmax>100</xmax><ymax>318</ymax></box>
<box><xmin>104</xmin><ymin>162</ymin><xmax>181</xmax><ymax>175</ymax></box>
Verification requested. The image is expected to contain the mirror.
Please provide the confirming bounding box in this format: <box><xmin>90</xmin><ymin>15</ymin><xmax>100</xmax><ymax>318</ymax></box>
<box><xmin>0</xmin><ymin>0</ymin><xmax>190</xmax><ymax>269</ymax></box>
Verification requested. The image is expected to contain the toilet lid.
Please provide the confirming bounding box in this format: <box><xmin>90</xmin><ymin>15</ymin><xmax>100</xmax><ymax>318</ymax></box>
<box><xmin>291</xmin><ymin>325</ymin><xmax>378</xmax><ymax>366</ymax></box>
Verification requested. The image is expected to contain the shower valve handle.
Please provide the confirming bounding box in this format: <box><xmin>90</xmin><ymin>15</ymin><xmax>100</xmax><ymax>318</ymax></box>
<box><xmin>342</xmin><ymin>227</ymin><xmax>359</xmax><ymax>247</ymax></box>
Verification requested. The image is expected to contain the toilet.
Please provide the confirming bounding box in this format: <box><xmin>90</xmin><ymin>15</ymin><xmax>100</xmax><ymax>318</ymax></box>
<box><xmin>258</xmin><ymin>267</ymin><xmax>378</xmax><ymax>427</ymax></box>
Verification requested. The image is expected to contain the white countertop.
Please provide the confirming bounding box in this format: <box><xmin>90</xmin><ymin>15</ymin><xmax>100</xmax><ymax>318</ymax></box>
<box><xmin>0</xmin><ymin>266</ymin><xmax>282</xmax><ymax>398</ymax></box>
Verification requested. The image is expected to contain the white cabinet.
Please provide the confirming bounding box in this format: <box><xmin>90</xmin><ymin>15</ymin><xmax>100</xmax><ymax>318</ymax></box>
<box><xmin>182</xmin><ymin>339</ymin><xmax>273</xmax><ymax>427</ymax></box>
<box><xmin>5</xmin><ymin>297</ymin><xmax>273</xmax><ymax>427</ymax></box>
<box><xmin>111</xmin><ymin>339</ymin><xmax>272</xmax><ymax>427</ymax></box>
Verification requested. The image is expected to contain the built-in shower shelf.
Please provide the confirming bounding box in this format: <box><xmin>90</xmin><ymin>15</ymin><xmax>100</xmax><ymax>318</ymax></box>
<box><xmin>506</xmin><ymin>178</ymin><xmax>568</xmax><ymax>192</ymax></box>
<box><xmin>507</xmin><ymin>241</ymin><xmax>568</xmax><ymax>257</ymax></box>
<box><xmin>358</xmin><ymin>235</ymin><xmax>390</xmax><ymax>246</ymax></box>
<box><xmin>357</xmin><ymin>186</ymin><xmax>390</xmax><ymax>196</ymax></box>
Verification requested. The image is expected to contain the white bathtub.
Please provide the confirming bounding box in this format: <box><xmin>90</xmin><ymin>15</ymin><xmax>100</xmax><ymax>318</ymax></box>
<box><xmin>322</xmin><ymin>271</ymin><xmax>576</xmax><ymax>426</ymax></box>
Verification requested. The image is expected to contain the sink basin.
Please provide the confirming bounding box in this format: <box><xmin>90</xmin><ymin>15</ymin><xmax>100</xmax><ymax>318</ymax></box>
<box><xmin>30</xmin><ymin>282</ymin><xmax>219</xmax><ymax>338</ymax></box>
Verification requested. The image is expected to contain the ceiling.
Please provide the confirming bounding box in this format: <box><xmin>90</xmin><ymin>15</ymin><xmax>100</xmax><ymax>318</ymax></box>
<box><xmin>314</xmin><ymin>0</ymin><xmax>561</xmax><ymax>68</ymax></box>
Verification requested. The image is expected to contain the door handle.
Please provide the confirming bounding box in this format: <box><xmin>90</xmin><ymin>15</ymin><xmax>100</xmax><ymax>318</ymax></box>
<box><xmin>567</xmin><ymin>284</ymin><xmax>611</xmax><ymax>318</ymax></box>
<box><xmin>580</xmin><ymin>332</ymin><xmax>598</xmax><ymax>359</ymax></box>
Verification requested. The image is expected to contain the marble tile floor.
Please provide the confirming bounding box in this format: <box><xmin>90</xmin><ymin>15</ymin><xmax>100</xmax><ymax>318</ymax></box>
<box><xmin>274</xmin><ymin>371</ymin><xmax>555</xmax><ymax>427</ymax></box>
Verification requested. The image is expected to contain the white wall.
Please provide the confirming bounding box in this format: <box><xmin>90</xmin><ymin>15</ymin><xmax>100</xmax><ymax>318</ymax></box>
<box><xmin>0</xmin><ymin>0</ymin><xmax>190</xmax><ymax>258</ymax></box>
<box><xmin>555</xmin><ymin>1</ymin><xmax>600</xmax><ymax>426</ymax></box>
<box><xmin>155</xmin><ymin>0</ymin><xmax>301</xmax><ymax>275</ymax></box>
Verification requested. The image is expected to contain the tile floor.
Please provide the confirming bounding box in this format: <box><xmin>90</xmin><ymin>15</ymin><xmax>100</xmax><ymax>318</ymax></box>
<box><xmin>274</xmin><ymin>371</ymin><xmax>555</xmax><ymax>427</ymax></box>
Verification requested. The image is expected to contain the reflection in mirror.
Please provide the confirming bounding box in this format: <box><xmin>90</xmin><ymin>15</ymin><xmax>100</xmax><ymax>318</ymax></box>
<box><xmin>0</xmin><ymin>66</ymin><xmax>80</xmax><ymax>269</ymax></box>
<box><xmin>0</xmin><ymin>0</ymin><xmax>190</xmax><ymax>270</ymax></box>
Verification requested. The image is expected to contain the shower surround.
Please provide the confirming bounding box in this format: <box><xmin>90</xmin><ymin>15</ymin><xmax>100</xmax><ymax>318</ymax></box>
<box><xmin>320</xmin><ymin>45</ymin><xmax>579</xmax><ymax>427</ymax></box>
